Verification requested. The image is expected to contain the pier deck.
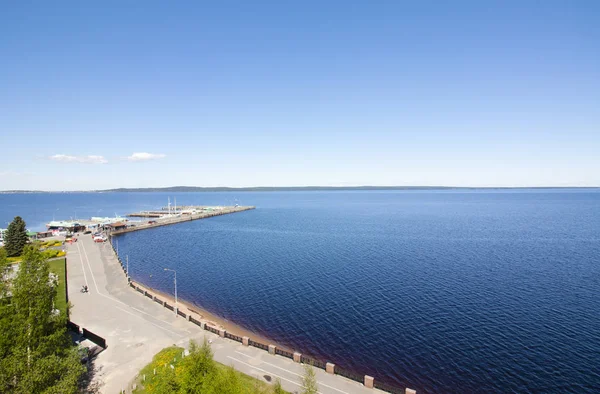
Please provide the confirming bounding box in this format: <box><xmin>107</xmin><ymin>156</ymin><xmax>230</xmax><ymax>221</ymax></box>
<box><xmin>112</xmin><ymin>206</ymin><xmax>254</xmax><ymax>235</ymax></box>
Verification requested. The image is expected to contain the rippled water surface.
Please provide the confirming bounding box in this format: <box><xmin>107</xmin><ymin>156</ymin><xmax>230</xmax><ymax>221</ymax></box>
<box><xmin>2</xmin><ymin>190</ymin><xmax>599</xmax><ymax>392</ymax></box>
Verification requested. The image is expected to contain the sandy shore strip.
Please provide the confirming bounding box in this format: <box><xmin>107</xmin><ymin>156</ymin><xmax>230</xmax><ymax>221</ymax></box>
<box><xmin>129</xmin><ymin>280</ymin><xmax>295</xmax><ymax>353</ymax></box>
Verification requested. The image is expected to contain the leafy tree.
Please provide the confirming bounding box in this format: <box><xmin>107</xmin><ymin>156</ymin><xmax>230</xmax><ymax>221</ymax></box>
<box><xmin>180</xmin><ymin>338</ymin><xmax>217</xmax><ymax>393</ymax></box>
<box><xmin>0</xmin><ymin>246</ymin><xmax>85</xmax><ymax>393</ymax></box>
<box><xmin>301</xmin><ymin>364</ymin><xmax>318</xmax><ymax>394</ymax></box>
<box><xmin>4</xmin><ymin>216</ymin><xmax>28</xmax><ymax>257</ymax></box>
<box><xmin>0</xmin><ymin>248</ymin><xmax>8</xmax><ymax>296</ymax></box>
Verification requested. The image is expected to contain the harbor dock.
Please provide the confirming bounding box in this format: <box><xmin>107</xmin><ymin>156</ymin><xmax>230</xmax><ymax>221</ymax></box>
<box><xmin>110</xmin><ymin>205</ymin><xmax>255</xmax><ymax>235</ymax></box>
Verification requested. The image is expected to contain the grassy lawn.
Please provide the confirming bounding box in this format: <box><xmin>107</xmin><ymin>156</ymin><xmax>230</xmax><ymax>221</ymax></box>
<box><xmin>133</xmin><ymin>346</ymin><xmax>284</xmax><ymax>394</ymax></box>
<box><xmin>48</xmin><ymin>258</ymin><xmax>67</xmax><ymax>314</ymax></box>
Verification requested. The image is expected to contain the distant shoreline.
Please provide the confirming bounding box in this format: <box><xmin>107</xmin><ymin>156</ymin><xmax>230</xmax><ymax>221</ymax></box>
<box><xmin>1</xmin><ymin>186</ymin><xmax>599</xmax><ymax>193</ymax></box>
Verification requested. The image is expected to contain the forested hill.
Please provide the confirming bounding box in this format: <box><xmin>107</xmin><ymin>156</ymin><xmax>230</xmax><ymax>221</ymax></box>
<box><xmin>102</xmin><ymin>186</ymin><xmax>457</xmax><ymax>192</ymax></box>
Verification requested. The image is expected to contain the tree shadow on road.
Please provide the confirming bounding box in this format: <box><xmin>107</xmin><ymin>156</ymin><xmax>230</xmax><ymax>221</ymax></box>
<box><xmin>80</xmin><ymin>358</ymin><xmax>103</xmax><ymax>394</ymax></box>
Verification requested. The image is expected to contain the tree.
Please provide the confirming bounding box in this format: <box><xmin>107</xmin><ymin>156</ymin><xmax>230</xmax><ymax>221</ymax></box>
<box><xmin>301</xmin><ymin>364</ymin><xmax>318</xmax><ymax>394</ymax></box>
<box><xmin>4</xmin><ymin>216</ymin><xmax>28</xmax><ymax>257</ymax></box>
<box><xmin>0</xmin><ymin>246</ymin><xmax>85</xmax><ymax>393</ymax></box>
<box><xmin>150</xmin><ymin>366</ymin><xmax>180</xmax><ymax>394</ymax></box>
<box><xmin>180</xmin><ymin>338</ymin><xmax>217</xmax><ymax>393</ymax></box>
<box><xmin>202</xmin><ymin>365</ymin><xmax>242</xmax><ymax>394</ymax></box>
<box><xmin>0</xmin><ymin>248</ymin><xmax>8</xmax><ymax>296</ymax></box>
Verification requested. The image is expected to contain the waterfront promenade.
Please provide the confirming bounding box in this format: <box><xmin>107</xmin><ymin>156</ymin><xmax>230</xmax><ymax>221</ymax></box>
<box><xmin>66</xmin><ymin>234</ymin><xmax>393</xmax><ymax>394</ymax></box>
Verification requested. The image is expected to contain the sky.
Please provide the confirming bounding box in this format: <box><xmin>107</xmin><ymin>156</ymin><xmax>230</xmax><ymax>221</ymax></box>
<box><xmin>1</xmin><ymin>1</ymin><xmax>599</xmax><ymax>190</ymax></box>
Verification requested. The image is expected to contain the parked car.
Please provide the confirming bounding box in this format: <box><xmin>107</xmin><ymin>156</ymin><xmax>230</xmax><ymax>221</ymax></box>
<box><xmin>84</xmin><ymin>230</ymin><xmax>92</xmax><ymax>235</ymax></box>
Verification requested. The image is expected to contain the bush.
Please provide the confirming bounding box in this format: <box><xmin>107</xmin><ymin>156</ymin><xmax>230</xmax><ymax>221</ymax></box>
<box><xmin>42</xmin><ymin>249</ymin><xmax>59</xmax><ymax>259</ymax></box>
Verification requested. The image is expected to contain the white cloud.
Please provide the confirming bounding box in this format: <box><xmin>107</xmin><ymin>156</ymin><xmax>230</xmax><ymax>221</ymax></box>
<box><xmin>49</xmin><ymin>154</ymin><xmax>108</xmax><ymax>164</ymax></box>
<box><xmin>126</xmin><ymin>152</ymin><xmax>166</xmax><ymax>161</ymax></box>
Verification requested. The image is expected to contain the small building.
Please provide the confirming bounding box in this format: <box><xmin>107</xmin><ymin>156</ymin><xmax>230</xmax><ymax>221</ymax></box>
<box><xmin>46</xmin><ymin>221</ymin><xmax>86</xmax><ymax>233</ymax></box>
<box><xmin>36</xmin><ymin>231</ymin><xmax>53</xmax><ymax>239</ymax></box>
<box><xmin>106</xmin><ymin>222</ymin><xmax>127</xmax><ymax>231</ymax></box>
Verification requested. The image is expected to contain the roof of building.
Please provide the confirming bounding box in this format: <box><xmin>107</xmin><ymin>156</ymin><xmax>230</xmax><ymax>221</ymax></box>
<box><xmin>107</xmin><ymin>222</ymin><xmax>127</xmax><ymax>227</ymax></box>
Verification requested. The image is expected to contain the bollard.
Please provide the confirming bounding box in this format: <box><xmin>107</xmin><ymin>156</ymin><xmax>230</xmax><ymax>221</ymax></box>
<box><xmin>242</xmin><ymin>336</ymin><xmax>249</xmax><ymax>346</ymax></box>
<box><xmin>364</xmin><ymin>375</ymin><xmax>374</xmax><ymax>389</ymax></box>
<box><xmin>268</xmin><ymin>344</ymin><xmax>276</xmax><ymax>355</ymax></box>
<box><xmin>186</xmin><ymin>314</ymin><xmax>190</xmax><ymax>321</ymax></box>
<box><xmin>326</xmin><ymin>362</ymin><xmax>335</xmax><ymax>374</ymax></box>
<box><xmin>219</xmin><ymin>329</ymin><xmax>226</xmax><ymax>338</ymax></box>
<box><xmin>406</xmin><ymin>389</ymin><xmax>417</xmax><ymax>394</ymax></box>
<box><xmin>293</xmin><ymin>352</ymin><xmax>302</xmax><ymax>363</ymax></box>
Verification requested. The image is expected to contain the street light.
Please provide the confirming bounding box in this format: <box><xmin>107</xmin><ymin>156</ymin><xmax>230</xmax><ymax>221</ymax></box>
<box><xmin>164</xmin><ymin>268</ymin><xmax>177</xmax><ymax>314</ymax></box>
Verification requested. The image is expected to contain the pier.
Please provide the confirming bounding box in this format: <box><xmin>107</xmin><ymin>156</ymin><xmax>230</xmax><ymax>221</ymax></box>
<box><xmin>110</xmin><ymin>205</ymin><xmax>255</xmax><ymax>235</ymax></box>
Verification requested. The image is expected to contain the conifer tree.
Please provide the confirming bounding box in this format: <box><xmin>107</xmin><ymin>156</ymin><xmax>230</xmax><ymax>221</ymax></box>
<box><xmin>4</xmin><ymin>216</ymin><xmax>28</xmax><ymax>257</ymax></box>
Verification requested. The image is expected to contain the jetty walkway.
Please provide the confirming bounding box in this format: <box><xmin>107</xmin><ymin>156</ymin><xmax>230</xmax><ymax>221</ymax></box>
<box><xmin>66</xmin><ymin>234</ymin><xmax>400</xmax><ymax>393</ymax></box>
<box><xmin>111</xmin><ymin>205</ymin><xmax>255</xmax><ymax>235</ymax></box>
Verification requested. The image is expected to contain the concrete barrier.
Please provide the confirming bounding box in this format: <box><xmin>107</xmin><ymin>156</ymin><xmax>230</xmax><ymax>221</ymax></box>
<box><xmin>242</xmin><ymin>336</ymin><xmax>249</xmax><ymax>346</ymax></box>
<box><xmin>268</xmin><ymin>344</ymin><xmax>276</xmax><ymax>355</ymax></box>
<box><xmin>326</xmin><ymin>362</ymin><xmax>335</xmax><ymax>374</ymax></box>
<box><xmin>364</xmin><ymin>375</ymin><xmax>374</xmax><ymax>389</ymax></box>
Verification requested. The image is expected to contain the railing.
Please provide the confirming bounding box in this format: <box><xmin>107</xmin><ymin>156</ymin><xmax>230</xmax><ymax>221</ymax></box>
<box><xmin>300</xmin><ymin>355</ymin><xmax>326</xmax><ymax>370</ymax></box>
<box><xmin>144</xmin><ymin>292</ymin><xmax>153</xmax><ymax>299</ymax></box>
<box><xmin>177</xmin><ymin>309</ymin><xmax>186</xmax><ymax>318</ymax></box>
<box><xmin>164</xmin><ymin>303</ymin><xmax>174</xmax><ymax>311</ymax></box>
<box><xmin>248</xmin><ymin>339</ymin><xmax>269</xmax><ymax>351</ymax></box>
<box><xmin>374</xmin><ymin>380</ymin><xmax>404</xmax><ymax>393</ymax></box>
<box><xmin>335</xmin><ymin>367</ymin><xmax>364</xmax><ymax>384</ymax></box>
<box><xmin>154</xmin><ymin>297</ymin><xmax>163</xmax><ymax>305</ymax></box>
<box><xmin>204</xmin><ymin>325</ymin><xmax>220</xmax><ymax>335</ymax></box>
<box><xmin>135</xmin><ymin>287</ymin><xmax>144</xmax><ymax>294</ymax></box>
<box><xmin>82</xmin><ymin>328</ymin><xmax>107</xmax><ymax>349</ymax></box>
<box><xmin>189</xmin><ymin>316</ymin><xmax>202</xmax><ymax>327</ymax></box>
<box><xmin>67</xmin><ymin>321</ymin><xmax>80</xmax><ymax>333</ymax></box>
<box><xmin>275</xmin><ymin>348</ymin><xmax>294</xmax><ymax>359</ymax></box>
<box><xmin>224</xmin><ymin>332</ymin><xmax>243</xmax><ymax>343</ymax></box>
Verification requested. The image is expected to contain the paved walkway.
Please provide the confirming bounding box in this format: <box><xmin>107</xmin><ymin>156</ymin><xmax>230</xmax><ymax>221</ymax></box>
<box><xmin>67</xmin><ymin>235</ymin><xmax>390</xmax><ymax>394</ymax></box>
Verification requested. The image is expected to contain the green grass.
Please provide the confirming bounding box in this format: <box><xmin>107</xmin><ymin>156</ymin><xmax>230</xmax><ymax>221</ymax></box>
<box><xmin>133</xmin><ymin>346</ymin><xmax>283</xmax><ymax>394</ymax></box>
<box><xmin>48</xmin><ymin>258</ymin><xmax>67</xmax><ymax>314</ymax></box>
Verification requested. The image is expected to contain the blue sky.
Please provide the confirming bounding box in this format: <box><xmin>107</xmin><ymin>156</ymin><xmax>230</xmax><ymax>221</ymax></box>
<box><xmin>1</xmin><ymin>1</ymin><xmax>599</xmax><ymax>190</ymax></box>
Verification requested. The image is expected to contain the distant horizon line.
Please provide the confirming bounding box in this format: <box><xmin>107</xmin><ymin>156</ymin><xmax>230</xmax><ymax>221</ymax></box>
<box><xmin>1</xmin><ymin>185</ymin><xmax>599</xmax><ymax>193</ymax></box>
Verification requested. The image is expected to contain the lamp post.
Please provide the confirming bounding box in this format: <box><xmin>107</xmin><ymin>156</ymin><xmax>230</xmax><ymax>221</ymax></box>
<box><xmin>164</xmin><ymin>268</ymin><xmax>177</xmax><ymax>314</ymax></box>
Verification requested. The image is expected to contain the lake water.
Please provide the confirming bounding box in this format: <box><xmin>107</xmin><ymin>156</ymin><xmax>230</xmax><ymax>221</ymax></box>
<box><xmin>1</xmin><ymin>190</ymin><xmax>599</xmax><ymax>392</ymax></box>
